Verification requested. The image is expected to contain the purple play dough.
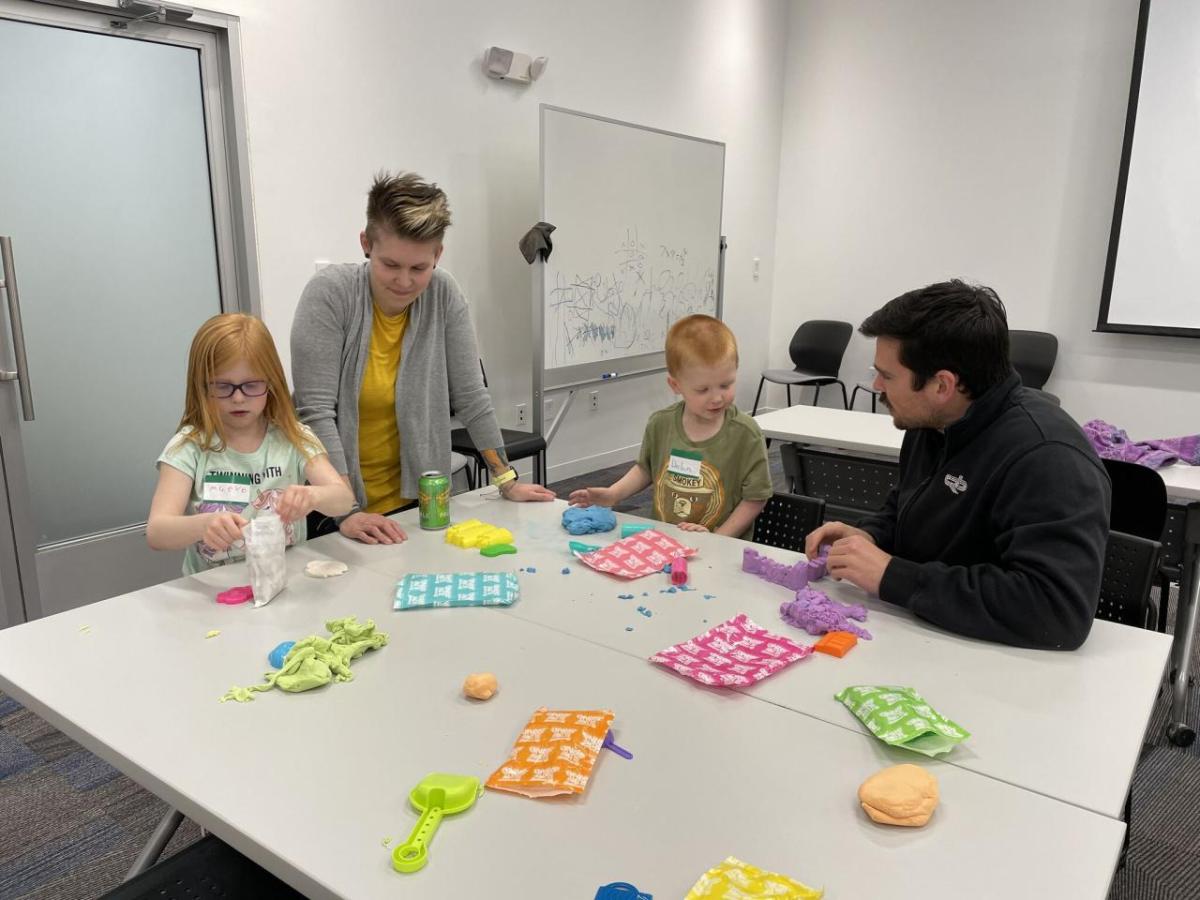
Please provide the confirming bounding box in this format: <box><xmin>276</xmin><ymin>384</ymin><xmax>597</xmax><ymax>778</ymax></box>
<box><xmin>779</xmin><ymin>587</ymin><xmax>872</xmax><ymax>639</ymax></box>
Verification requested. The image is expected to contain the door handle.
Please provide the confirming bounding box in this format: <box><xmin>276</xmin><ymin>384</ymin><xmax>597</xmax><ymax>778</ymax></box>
<box><xmin>0</xmin><ymin>236</ymin><xmax>35</xmax><ymax>421</ymax></box>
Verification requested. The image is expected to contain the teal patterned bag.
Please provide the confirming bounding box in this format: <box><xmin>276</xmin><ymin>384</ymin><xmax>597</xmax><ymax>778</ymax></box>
<box><xmin>835</xmin><ymin>685</ymin><xmax>969</xmax><ymax>757</ymax></box>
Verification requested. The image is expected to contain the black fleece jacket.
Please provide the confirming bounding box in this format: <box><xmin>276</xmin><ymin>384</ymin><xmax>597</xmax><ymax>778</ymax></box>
<box><xmin>858</xmin><ymin>372</ymin><xmax>1111</xmax><ymax>650</ymax></box>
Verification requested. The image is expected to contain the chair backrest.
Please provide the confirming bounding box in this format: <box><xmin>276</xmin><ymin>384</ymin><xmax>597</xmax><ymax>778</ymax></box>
<box><xmin>752</xmin><ymin>492</ymin><xmax>826</xmax><ymax>553</ymax></box>
<box><xmin>1097</xmin><ymin>530</ymin><xmax>1161</xmax><ymax>628</ymax></box>
<box><xmin>1102</xmin><ymin>458</ymin><xmax>1167</xmax><ymax>542</ymax></box>
<box><xmin>1009</xmin><ymin>330</ymin><xmax>1058</xmax><ymax>390</ymax></box>
<box><xmin>788</xmin><ymin>320</ymin><xmax>853</xmax><ymax>377</ymax></box>
<box><xmin>779</xmin><ymin>444</ymin><xmax>898</xmax><ymax>524</ymax></box>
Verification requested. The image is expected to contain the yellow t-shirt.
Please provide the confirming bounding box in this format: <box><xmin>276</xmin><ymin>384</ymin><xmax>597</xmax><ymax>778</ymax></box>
<box><xmin>358</xmin><ymin>302</ymin><xmax>411</xmax><ymax>513</ymax></box>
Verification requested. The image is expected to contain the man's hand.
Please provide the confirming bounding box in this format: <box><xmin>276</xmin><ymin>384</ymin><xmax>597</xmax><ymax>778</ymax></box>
<box><xmin>339</xmin><ymin>511</ymin><xmax>407</xmax><ymax>545</ymax></box>
<box><xmin>826</xmin><ymin>533</ymin><xmax>891</xmax><ymax>597</ymax></box>
<box><xmin>805</xmin><ymin>521</ymin><xmax>873</xmax><ymax>559</ymax></box>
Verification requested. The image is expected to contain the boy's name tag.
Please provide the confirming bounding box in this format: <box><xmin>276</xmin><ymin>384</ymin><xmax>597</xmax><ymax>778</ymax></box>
<box><xmin>202</xmin><ymin>474</ymin><xmax>253</xmax><ymax>504</ymax></box>
<box><xmin>667</xmin><ymin>449</ymin><xmax>702</xmax><ymax>479</ymax></box>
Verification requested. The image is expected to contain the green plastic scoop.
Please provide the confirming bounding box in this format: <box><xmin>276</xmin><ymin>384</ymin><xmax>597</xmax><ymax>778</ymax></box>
<box><xmin>392</xmin><ymin>773</ymin><xmax>480</xmax><ymax>873</ymax></box>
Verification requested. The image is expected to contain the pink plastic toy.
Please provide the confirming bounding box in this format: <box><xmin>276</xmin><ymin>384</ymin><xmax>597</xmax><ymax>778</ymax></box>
<box><xmin>216</xmin><ymin>585</ymin><xmax>254</xmax><ymax>605</ymax></box>
<box><xmin>670</xmin><ymin>554</ymin><xmax>689</xmax><ymax>586</ymax></box>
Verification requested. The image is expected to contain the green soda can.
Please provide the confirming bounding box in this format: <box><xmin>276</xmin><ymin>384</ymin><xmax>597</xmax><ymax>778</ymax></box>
<box><xmin>418</xmin><ymin>470</ymin><xmax>451</xmax><ymax>530</ymax></box>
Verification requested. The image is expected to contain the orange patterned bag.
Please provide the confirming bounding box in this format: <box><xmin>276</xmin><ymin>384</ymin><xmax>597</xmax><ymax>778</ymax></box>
<box><xmin>486</xmin><ymin>708</ymin><xmax>615</xmax><ymax>798</ymax></box>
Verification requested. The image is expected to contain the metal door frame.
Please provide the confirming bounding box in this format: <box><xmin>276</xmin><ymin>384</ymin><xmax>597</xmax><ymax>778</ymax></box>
<box><xmin>0</xmin><ymin>0</ymin><xmax>256</xmax><ymax>622</ymax></box>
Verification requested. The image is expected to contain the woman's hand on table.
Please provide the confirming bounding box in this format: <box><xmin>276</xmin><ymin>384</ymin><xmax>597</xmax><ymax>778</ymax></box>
<box><xmin>503</xmin><ymin>482</ymin><xmax>556</xmax><ymax>502</ymax></box>
<box><xmin>339</xmin><ymin>511</ymin><xmax>408</xmax><ymax>544</ymax></box>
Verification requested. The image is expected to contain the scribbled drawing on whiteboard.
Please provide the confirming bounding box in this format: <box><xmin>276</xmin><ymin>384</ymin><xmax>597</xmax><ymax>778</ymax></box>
<box><xmin>547</xmin><ymin>227</ymin><xmax>716</xmax><ymax>368</ymax></box>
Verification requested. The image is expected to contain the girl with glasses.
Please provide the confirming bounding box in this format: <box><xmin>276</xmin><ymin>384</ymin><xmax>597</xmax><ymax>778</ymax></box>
<box><xmin>147</xmin><ymin>313</ymin><xmax>355</xmax><ymax>573</ymax></box>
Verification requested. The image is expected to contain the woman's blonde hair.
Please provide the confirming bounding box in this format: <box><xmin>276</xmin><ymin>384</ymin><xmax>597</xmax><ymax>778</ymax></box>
<box><xmin>365</xmin><ymin>171</ymin><xmax>452</xmax><ymax>244</ymax></box>
<box><xmin>178</xmin><ymin>314</ymin><xmax>313</xmax><ymax>454</ymax></box>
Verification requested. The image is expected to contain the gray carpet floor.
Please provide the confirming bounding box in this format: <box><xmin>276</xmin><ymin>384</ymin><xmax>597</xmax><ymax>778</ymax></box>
<box><xmin>2</xmin><ymin>447</ymin><xmax>1198</xmax><ymax>898</ymax></box>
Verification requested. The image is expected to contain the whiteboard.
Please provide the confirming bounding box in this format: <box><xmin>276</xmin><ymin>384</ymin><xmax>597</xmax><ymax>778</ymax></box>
<box><xmin>537</xmin><ymin>106</ymin><xmax>725</xmax><ymax>389</ymax></box>
<box><xmin>1100</xmin><ymin>0</ymin><xmax>1200</xmax><ymax>337</ymax></box>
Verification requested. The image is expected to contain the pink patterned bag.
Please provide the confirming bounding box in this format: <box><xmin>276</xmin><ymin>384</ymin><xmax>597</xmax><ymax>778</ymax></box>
<box><xmin>575</xmin><ymin>529</ymin><xmax>698</xmax><ymax>580</ymax></box>
<box><xmin>651</xmin><ymin>613</ymin><xmax>813</xmax><ymax>687</ymax></box>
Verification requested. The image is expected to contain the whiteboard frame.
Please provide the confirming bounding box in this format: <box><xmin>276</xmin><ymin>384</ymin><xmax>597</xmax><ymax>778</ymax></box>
<box><xmin>532</xmin><ymin>105</ymin><xmax>725</xmax><ymax>438</ymax></box>
<box><xmin>1097</xmin><ymin>0</ymin><xmax>1200</xmax><ymax>339</ymax></box>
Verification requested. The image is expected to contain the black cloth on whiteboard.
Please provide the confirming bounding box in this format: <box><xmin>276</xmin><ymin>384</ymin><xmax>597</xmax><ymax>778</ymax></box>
<box><xmin>518</xmin><ymin>222</ymin><xmax>556</xmax><ymax>263</ymax></box>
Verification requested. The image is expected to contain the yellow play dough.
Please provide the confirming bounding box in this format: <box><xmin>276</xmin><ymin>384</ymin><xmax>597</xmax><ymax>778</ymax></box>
<box><xmin>445</xmin><ymin>519</ymin><xmax>513</xmax><ymax>549</ymax></box>
<box><xmin>858</xmin><ymin>764</ymin><xmax>939</xmax><ymax>827</ymax></box>
<box><xmin>463</xmin><ymin>672</ymin><xmax>498</xmax><ymax>701</ymax></box>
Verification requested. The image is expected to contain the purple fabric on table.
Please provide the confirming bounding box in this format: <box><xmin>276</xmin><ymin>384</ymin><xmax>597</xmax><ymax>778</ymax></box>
<box><xmin>779</xmin><ymin>587</ymin><xmax>872</xmax><ymax>639</ymax></box>
<box><xmin>1083</xmin><ymin>419</ymin><xmax>1200</xmax><ymax>470</ymax></box>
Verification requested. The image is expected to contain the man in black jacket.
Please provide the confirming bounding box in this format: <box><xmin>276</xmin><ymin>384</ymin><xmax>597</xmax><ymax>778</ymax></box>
<box><xmin>805</xmin><ymin>280</ymin><xmax>1111</xmax><ymax>650</ymax></box>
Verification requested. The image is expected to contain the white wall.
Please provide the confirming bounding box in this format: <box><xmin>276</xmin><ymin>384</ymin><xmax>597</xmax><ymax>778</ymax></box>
<box><xmin>771</xmin><ymin>0</ymin><xmax>1200</xmax><ymax>437</ymax></box>
<box><xmin>206</xmin><ymin>0</ymin><xmax>788</xmax><ymax>480</ymax></box>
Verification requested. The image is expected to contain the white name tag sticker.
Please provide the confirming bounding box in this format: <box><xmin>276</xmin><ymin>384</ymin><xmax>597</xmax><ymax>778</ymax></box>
<box><xmin>667</xmin><ymin>449</ymin><xmax>702</xmax><ymax>479</ymax></box>
<box><xmin>202</xmin><ymin>475</ymin><xmax>253</xmax><ymax>504</ymax></box>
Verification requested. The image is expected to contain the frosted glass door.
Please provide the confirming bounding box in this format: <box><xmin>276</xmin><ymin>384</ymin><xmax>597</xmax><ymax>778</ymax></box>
<box><xmin>0</xmin><ymin>17</ymin><xmax>221</xmax><ymax>545</ymax></box>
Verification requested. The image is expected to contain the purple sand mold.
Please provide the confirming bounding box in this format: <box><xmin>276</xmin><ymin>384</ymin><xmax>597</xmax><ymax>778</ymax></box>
<box><xmin>779</xmin><ymin>586</ymin><xmax>872</xmax><ymax>639</ymax></box>
<box><xmin>742</xmin><ymin>547</ymin><xmax>815</xmax><ymax>591</ymax></box>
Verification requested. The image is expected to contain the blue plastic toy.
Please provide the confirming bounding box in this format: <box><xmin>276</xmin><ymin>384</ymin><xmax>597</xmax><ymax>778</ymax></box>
<box><xmin>595</xmin><ymin>883</ymin><xmax>652</xmax><ymax>899</ymax></box>
<box><xmin>268</xmin><ymin>640</ymin><xmax>296</xmax><ymax>669</ymax></box>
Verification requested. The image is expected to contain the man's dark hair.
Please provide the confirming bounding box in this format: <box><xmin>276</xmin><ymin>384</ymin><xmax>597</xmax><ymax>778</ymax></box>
<box><xmin>860</xmin><ymin>279</ymin><xmax>1010</xmax><ymax>398</ymax></box>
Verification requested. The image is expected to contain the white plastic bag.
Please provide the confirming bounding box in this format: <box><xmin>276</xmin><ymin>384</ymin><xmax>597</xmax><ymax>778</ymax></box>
<box><xmin>245</xmin><ymin>511</ymin><xmax>287</xmax><ymax>607</ymax></box>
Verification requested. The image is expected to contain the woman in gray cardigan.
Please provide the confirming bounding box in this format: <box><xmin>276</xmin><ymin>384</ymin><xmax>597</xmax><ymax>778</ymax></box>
<box><xmin>291</xmin><ymin>172</ymin><xmax>554</xmax><ymax>544</ymax></box>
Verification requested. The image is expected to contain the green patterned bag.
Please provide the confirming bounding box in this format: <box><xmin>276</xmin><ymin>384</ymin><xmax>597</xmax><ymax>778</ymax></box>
<box><xmin>835</xmin><ymin>685</ymin><xmax>969</xmax><ymax>757</ymax></box>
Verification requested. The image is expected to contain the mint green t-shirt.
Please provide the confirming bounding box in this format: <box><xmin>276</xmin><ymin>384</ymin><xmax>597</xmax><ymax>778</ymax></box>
<box><xmin>157</xmin><ymin>424</ymin><xmax>325</xmax><ymax>574</ymax></box>
<box><xmin>636</xmin><ymin>402</ymin><xmax>772</xmax><ymax>539</ymax></box>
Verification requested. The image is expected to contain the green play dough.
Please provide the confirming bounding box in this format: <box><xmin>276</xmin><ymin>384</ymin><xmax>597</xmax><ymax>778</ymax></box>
<box><xmin>480</xmin><ymin>543</ymin><xmax>517</xmax><ymax>557</ymax></box>
<box><xmin>220</xmin><ymin>616</ymin><xmax>388</xmax><ymax>703</ymax></box>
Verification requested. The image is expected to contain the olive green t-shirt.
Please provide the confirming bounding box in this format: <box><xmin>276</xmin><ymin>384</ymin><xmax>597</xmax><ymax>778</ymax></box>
<box><xmin>636</xmin><ymin>402</ymin><xmax>772</xmax><ymax>539</ymax></box>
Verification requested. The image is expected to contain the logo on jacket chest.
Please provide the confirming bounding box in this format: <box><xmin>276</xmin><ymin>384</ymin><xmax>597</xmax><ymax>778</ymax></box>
<box><xmin>944</xmin><ymin>473</ymin><xmax>968</xmax><ymax>495</ymax></box>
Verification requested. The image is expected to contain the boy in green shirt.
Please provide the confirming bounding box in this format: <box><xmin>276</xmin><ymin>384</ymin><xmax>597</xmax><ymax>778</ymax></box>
<box><xmin>567</xmin><ymin>315</ymin><xmax>772</xmax><ymax>539</ymax></box>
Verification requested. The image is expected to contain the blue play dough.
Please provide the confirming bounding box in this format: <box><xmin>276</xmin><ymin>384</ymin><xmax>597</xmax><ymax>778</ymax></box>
<box><xmin>268</xmin><ymin>640</ymin><xmax>295</xmax><ymax>669</ymax></box>
<box><xmin>561</xmin><ymin>506</ymin><xmax>617</xmax><ymax>535</ymax></box>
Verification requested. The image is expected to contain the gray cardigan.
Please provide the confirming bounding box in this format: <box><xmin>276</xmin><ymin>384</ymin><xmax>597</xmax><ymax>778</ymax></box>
<box><xmin>290</xmin><ymin>263</ymin><xmax>506</xmax><ymax>504</ymax></box>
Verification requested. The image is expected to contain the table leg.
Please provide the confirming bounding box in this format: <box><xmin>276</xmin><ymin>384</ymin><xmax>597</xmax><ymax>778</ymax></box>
<box><xmin>124</xmin><ymin>807</ymin><xmax>184</xmax><ymax>880</ymax></box>
<box><xmin>1167</xmin><ymin>505</ymin><xmax>1200</xmax><ymax>747</ymax></box>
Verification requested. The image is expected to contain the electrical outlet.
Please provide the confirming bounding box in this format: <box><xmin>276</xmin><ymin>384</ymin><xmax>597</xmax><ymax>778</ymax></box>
<box><xmin>516</xmin><ymin>403</ymin><xmax>526</xmax><ymax>426</ymax></box>
<box><xmin>590</xmin><ymin>390</ymin><xmax>599</xmax><ymax>411</ymax></box>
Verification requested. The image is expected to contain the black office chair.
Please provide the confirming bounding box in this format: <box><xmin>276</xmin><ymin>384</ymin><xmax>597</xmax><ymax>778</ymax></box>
<box><xmin>751</xmin><ymin>492</ymin><xmax>826</xmax><ymax>553</ymax></box>
<box><xmin>1102</xmin><ymin>458</ymin><xmax>1173</xmax><ymax>632</ymax></box>
<box><xmin>451</xmin><ymin>360</ymin><xmax>548</xmax><ymax>487</ymax></box>
<box><xmin>101</xmin><ymin>834</ymin><xmax>305</xmax><ymax>900</ymax></box>
<box><xmin>1009</xmin><ymin>329</ymin><xmax>1058</xmax><ymax>390</ymax></box>
<box><xmin>1094</xmin><ymin>527</ymin><xmax>1164</xmax><ymax>868</ymax></box>
<box><xmin>752</xmin><ymin>320</ymin><xmax>852</xmax><ymax>415</ymax></box>
<box><xmin>778</xmin><ymin>443</ymin><xmax>898</xmax><ymax>525</ymax></box>
<box><xmin>1096</xmin><ymin>530</ymin><xmax>1162</xmax><ymax>629</ymax></box>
